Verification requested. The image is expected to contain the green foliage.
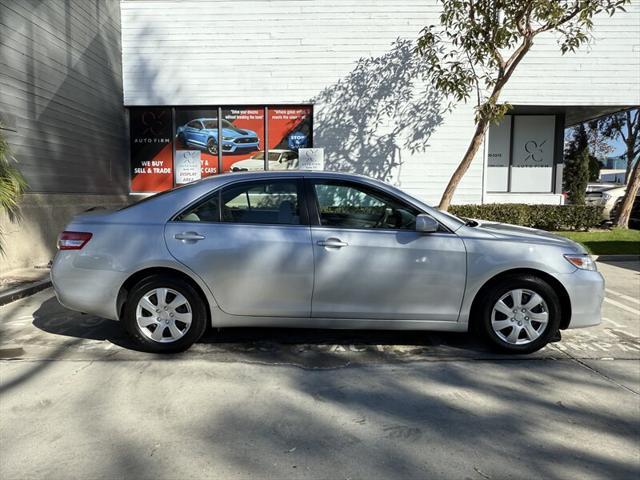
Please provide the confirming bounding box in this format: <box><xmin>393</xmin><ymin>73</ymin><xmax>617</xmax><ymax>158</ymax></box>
<box><xmin>563</xmin><ymin>148</ymin><xmax>590</xmax><ymax>205</ymax></box>
<box><xmin>0</xmin><ymin>124</ymin><xmax>27</xmax><ymax>253</ymax></box>
<box><xmin>555</xmin><ymin>228</ymin><xmax>640</xmax><ymax>255</ymax></box>
<box><xmin>588</xmin><ymin>155</ymin><xmax>602</xmax><ymax>182</ymax></box>
<box><xmin>416</xmin><ymin>1</ymin><xmax>630</xmax><ymax>124</ymax></box>
<box><xmin>565</xmin><ymin>123</ymin><xmax>589</xmax><ymax>159</ymax></box>
<box><xmin>449</xmin><ymin>203</ymin><xmax>604</xmax><ymax>231</ymax></box>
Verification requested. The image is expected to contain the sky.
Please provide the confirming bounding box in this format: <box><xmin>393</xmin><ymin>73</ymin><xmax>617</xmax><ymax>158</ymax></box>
<box><xmin>564</xmin><ymin>108</ymin><xmax>638</xmax><ymax>159</ymax></box>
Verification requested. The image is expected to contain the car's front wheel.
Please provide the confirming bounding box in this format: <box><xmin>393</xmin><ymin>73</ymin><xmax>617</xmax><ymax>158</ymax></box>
<box><xmin>206</xmin><ymin>137</ymin><xmax>218</xmax><ymax>155</ymax></box>
<box><xmin>123</xmin><ymin>275</ymin><xmax>207</xmax><ymax>353</ymax></box>
<box><xmin>478</xmin><ymin>275</ymin><xmax>561</xmax><ymax>354</ymax></box>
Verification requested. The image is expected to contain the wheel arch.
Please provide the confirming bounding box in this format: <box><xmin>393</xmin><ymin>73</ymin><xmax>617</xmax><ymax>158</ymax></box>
<box><xmin>117</xmin><ymin>266</ymin><xmax>213</xmax><ymax>327</ymax></box>
<box><xmin>469</xmin><ymin>268</ymin><xmax>572</xmax><ymax>331</ymax></box>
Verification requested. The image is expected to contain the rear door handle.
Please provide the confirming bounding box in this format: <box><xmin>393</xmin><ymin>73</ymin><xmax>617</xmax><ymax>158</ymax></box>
<box><xmin>317</xmin><ymin>238</ymin><xmax>348</xmax><ymax>248</ymax></box>
<box><xmin>174</xmin><ymin>231</ymin><xmax>205</xmax><ymax>242</ymax></box>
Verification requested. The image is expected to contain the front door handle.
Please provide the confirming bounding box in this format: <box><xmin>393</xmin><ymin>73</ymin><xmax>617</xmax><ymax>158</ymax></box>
<box><xmin>175</xmin><ymin>231</ymin><xmax>205</xmax><ymax>242</ymax></box>
<box><xmin>317</xmin><ymin>238</ymin><xmax>348</xmax><ymax>248</ymax></box>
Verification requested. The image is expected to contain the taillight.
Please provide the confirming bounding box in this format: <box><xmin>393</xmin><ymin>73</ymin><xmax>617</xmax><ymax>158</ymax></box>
<box><xmin>58</xmin><ymin>231</ymin><xmax>92</xmax><ymax>250</ymax></box>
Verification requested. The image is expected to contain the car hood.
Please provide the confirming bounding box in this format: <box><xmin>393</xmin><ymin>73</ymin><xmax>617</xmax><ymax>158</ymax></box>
<box><xmin>472</xmin><ymin>220</ymin><xmax>586</xmax><ymax>253</ymax></box>
<box><xmin>221</xmin><ymin>127</ymin><xmax>256</xmax><ymax>138</ymax></box>
<box><xmin>231</xmin><ymin>159</ymin><xmax>266</xmax><ymax>169</ymax></box>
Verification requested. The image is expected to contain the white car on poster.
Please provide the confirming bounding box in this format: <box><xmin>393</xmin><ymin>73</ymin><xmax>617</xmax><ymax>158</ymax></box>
<box><xmin>231</xmin><ymin>150</ymin><xmax>298</xmax><ymax>172</ymax></box>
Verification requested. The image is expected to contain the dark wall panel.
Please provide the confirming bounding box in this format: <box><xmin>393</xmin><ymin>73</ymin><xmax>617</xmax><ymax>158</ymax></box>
<box><xmin>0</xmin><ymin>0</ymin><xmax>128</xmax><ymax>194</ymax></box>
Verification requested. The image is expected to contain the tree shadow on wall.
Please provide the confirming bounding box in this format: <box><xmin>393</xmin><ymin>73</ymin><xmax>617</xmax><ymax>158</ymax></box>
<box><xmin>312</xmin><ymin>38</ymin><xmax>446</xmax><ymax>184</ymax></box>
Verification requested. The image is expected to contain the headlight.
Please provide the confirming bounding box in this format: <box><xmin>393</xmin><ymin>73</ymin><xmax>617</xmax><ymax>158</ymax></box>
<box><xmin>564</xmin><ymin>254</ymin><xmax>597</xmax><ymax>271</ymax></box>
<box><xmin>602</xmin><ymin>192</ymin><xmax>612</xmax><ymax>201</ymax></box>
<box><xmin>222</xmin><ymin>136</ymin><xmax>233</xmax><ymax>141</ymax></box>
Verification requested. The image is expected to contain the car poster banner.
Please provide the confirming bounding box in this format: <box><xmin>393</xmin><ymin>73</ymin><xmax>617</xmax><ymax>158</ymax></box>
<box><xmin>222</xmin><ymin>107</ymin><xmax>264</xmax><ymax>172</ymax></box>
<box><xmin>175</xmin><ymin>108</ymin><xmax>220</xmax><ymax>179</ymax></box>
<box><xmin>267</xmin><ymin>107</ymin><xmax>312</xmax><ymax>167</ymax></box>
<box><xmin>129</xmin><ymin>105</ymin><xmax>313</xmax><ymax>191</ymax></box>
<box><xmin>130</xmin><ymin>107</ymin><xmax>174</xmax><ymax>192</ymax></box>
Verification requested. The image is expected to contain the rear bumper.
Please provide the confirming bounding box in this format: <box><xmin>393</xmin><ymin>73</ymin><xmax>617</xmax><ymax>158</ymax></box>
<box><xmin>51</xmin><ymin>252</ymin><xmax>124</xmax><ymax>320</ymax></box>
<box><xmin>557</xmin><ymin>269</ymin><xmax>605</xmax><ymax>329</ymax></box>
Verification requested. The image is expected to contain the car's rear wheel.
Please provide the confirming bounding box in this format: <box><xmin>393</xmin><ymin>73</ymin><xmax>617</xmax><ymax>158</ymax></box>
<box><xmin>123</xmin><ymin>275</ymin><xmax>207</xmax><ymax>353</ymax></box>
<box><xmin>206</xmin><ymin>137</ymin><xmax>218</xmax><ymax>155</ymax></box>
<box><xmin>478</xmin><ymin>275</ymin><xmax>561</xmax><ymax>354</ymax></box>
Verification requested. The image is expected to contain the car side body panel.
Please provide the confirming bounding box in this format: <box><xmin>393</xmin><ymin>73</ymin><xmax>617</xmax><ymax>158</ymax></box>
<box><xmin>51</xmin><ymin>171</ymin><xmax>604</xmax><ymax>334</ymax></box>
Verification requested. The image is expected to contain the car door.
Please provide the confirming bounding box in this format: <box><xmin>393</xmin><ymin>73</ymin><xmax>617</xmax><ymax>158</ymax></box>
<box><xmin>164</xmin><ymin>178</ymin><xmax>314</xmax><ymax>317</ymax></box>
<box><xmin>307</xmin><ymin>178</ymin><xmax>467</xmax><ymax>321</ymax></box>
<box><xmin>185</xmin><ymin>120</ymin><xmax>205</xmax><ymax>147</ymax></box>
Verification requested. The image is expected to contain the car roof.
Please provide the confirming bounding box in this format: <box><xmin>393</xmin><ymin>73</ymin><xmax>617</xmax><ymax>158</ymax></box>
<box><xmin>199</xmin><ymin>170</ymin><xmax>370</xmax><ymax>182</ymax></box>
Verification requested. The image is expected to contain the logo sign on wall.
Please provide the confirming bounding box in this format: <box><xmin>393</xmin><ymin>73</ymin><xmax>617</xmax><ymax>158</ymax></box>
<box><xmin>130</xmin><ymin>108</ymin><xmax>174</xmax><ymax>193</ymax></box>
<box><xmin>175</xmin><ymin>150</ymin><xmax>202</xmax><ymax>184</ymax></box>
<box><xmin>298</xmin><ymin>148</ymin><xmax>325</xmax><ymax>170</ymax></box>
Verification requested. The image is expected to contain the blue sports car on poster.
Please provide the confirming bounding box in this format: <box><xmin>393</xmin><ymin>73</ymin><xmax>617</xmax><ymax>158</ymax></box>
<box><xmin>177</xmin><ymin>118</ymin><xmax>259</xmax><ymax>155</ymax></box>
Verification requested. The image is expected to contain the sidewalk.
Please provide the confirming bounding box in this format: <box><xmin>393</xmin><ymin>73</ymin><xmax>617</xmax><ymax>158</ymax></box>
<box><xmin>0</xmin><ymin>266</ymin><xmax>51</xmax><ymax>306</ymax></box>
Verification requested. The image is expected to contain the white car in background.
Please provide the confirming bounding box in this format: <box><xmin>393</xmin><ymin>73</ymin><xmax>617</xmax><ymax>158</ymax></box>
<box><xmin>585</xmin><ymin>183</ymin><xmax>626</xmax><ymax>221</ymax></box>
<box><xmin>231</xmin><ymin>150</ymin><xmax>298</xmax><ymax>172</ymax></box>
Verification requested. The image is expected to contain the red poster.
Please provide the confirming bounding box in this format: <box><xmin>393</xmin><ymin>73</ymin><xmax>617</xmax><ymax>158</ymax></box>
<box><xmin>222</xmin><ymin>107</ymin><xmax>264</xmax><ymax>172</ymax></box>
<box><xmin>130</xmin><ymin>108</ymin><xmax>174</xmax><ymax>192</ymax></box>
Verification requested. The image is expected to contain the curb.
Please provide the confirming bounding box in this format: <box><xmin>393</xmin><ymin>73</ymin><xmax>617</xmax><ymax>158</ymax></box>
<box><xmin>0</xmin><ymin>278</ymin><xmax>52</xmax><ymax>307</ymax></box>
<box><xmin>594</xmin><ymin>254</ymin><xmax>640</xmax><ymax>262</ymax></box>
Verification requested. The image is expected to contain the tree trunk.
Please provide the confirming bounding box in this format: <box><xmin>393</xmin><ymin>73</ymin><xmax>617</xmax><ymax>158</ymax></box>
<box><xmin>438</xmin><ymin>118</ymin><xmax>489</xmax><ymax>211</ymax></box>
<box><xmin>615</xmin><ymin>154</ymin><xmax>640</xmax><ymax>228</ymax></box>
<box><xmin>624</xmin><ymin>139</ymin><xmax>634</xmax><ymax>184</ymax></box>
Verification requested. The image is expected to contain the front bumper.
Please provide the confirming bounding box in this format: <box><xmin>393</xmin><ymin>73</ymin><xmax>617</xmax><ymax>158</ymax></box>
<box><xmin>557</xmin><ymin>268</ymin><xmax>605</xmax><ymax>329</ymax></box>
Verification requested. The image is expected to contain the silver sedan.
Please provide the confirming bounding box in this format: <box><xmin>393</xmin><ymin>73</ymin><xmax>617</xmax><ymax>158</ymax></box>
<box><xmin>51</xmin><ymin>171</ymin><xmax>604</xmax><ymax>354</ymax></box>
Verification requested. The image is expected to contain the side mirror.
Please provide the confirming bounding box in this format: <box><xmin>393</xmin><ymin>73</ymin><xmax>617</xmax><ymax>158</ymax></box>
<box><xmin>416</xmin><ymin>214</ymin><xmax>439</xmax><ymax>233</ymax></box>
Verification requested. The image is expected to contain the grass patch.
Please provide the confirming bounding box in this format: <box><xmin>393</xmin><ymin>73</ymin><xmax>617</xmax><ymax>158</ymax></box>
<box><xmin>554</xmin><ymin>229</ymin><xmax>640</xmax><ymax>255</ymax></box>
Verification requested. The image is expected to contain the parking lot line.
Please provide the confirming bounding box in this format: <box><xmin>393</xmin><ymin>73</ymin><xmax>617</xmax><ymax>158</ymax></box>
<box><xmin>604</xmin><ymin>297</ymin><xmax>640</xmax><ymax>316</ymax></box>
<box><xmin>605</xmin><ymin>288</ymin><xmax>640</xmax><ymax>305</ymax></box>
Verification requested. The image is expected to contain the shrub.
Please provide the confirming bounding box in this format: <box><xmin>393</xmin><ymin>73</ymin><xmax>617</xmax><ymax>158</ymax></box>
<box><xmin>563</xmin><ymin>148</ymin><xmax>590</xmax><ymax>205</ymax></box>
<box><xmin>449</xmin><ymin>204</ymin><xmax>604</xmax><ymax>231</ymax></box>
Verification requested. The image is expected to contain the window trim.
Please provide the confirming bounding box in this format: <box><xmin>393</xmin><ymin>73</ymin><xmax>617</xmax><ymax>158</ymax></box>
<box><xmin>304</xmin><ymin>178</ymin><xmax>445</xmax><ymax>233</ymax></box>
<box><xmin>171</xmin><ymin>178</ymin><xmax>309</xmax><ymax>227</ymax></box>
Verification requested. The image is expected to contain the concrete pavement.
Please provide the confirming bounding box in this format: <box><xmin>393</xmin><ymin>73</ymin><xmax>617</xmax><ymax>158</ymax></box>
<box><xmin>1</xmin><ymin>261</ymin><xmax>639</xmax><ymax>479</ymax></box>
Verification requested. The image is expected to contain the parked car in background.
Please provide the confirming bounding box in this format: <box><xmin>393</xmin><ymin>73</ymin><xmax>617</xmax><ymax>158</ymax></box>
<box><xmin>585</xmin><ymin>183</ymin><xmax>626</xmax><ymax>222</ymax></box>
<box><xmin>177</xmin><ymin>118</ymin><xmax>259</xmax><ymax>155</ymax></box>
<box><xmin>611</xmin><ymin>190</ymin><xmax>640</xmax><ymax>228</ymax></box>
<box><xmin>231</xmin><ymin>149</ymin><xmax>298</xmax><ymax>172</ymax></box>
<box><xmin>52</xmin><ymin>172</ymin><xmax>603</xmax><ymax>355</ymax></box>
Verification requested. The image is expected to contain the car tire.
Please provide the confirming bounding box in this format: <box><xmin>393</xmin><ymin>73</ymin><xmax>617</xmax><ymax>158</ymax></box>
<box><xmin>207</xmin><ymin>138</ymin><xmax>218</xmax><ymax>155</ymax></box>
<box><xmin>123</xmin><ymin>275</ymin><xmax>207</xmax><ymax>353</ymax></box>
<box><xmin>478</xmin><ymin>275</ymin><xmax>561</xmax><ymax>354</ymax></box>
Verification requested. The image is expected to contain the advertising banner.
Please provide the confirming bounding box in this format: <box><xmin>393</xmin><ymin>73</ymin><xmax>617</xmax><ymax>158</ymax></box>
<box><xmin>130</xmin><ymin>108</ymin><xmax>173</xmax><ymax>192</ymax></box>
<box><xmin>129</xmin><ymin>105</ymin><xmax>313</xmax><ymax>192</ymax></box>
<box><xmin>222</xmin><ymin>107</ymin><xmax>264</xmax><ymax>172</ymax></box>
<box><xmin>268</xmin><ymin>106</ymin><xmax>312</xmax><ymax>154</ymax></box>
<box><xmin>175</xmin><ymin>109</ymin><xmax>219</xmax><ymax>178</ymax></box>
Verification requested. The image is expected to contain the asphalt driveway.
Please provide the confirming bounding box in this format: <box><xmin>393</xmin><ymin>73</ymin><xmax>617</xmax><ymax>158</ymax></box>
<box><xmin>0</xmin><ymin>260</ymin><xmax>638</xmax><ymax>479</ymax></box>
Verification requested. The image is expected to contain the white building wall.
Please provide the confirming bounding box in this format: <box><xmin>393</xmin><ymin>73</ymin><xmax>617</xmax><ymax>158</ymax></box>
<box><xmin>120</xmin><ymin>0</ymin><xmax>640</xmax><ymax>205</ymax></box>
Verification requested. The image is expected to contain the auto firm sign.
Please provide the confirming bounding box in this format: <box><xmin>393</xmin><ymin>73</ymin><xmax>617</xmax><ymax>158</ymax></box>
<box><xmin>298</xmin><ymin>148</ymin><xmax>324</xmax><ymax>170</ymax></box>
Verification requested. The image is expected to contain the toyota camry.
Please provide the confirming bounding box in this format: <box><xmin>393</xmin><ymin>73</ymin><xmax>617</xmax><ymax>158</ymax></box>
<box><xmin>52</xmin><ymin>171</ymin><xmax>603</xmax><ymax>354</ymax></box>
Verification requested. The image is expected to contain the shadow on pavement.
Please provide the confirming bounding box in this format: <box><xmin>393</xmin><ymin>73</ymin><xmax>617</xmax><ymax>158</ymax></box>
<box><xmin>31</xmin><ymin>296</ymin><xmax>494</xmax><ymax>364</ymax></box>
<box><xmin>598</xmin><ymin>259</ymin><xmax>640</xmax><ymax>273</ymax></box>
